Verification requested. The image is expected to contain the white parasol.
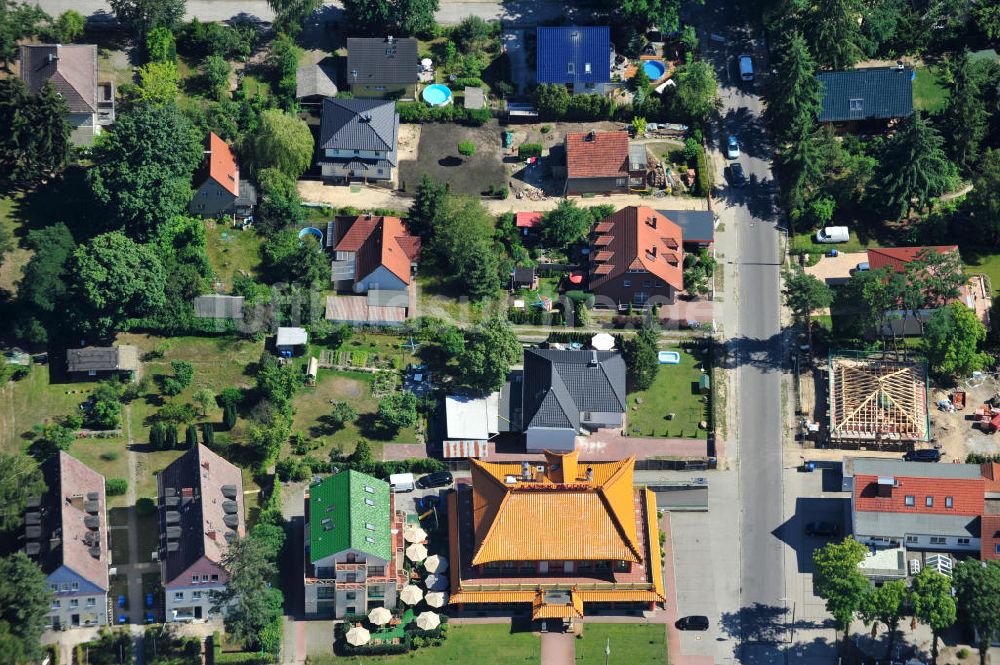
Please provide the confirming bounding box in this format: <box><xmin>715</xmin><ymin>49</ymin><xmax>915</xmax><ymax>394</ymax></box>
<box><xmin>403</xmin><ymin>525</ymin><xmax>428</xmax><ymax>543</ymax></box>
<box><xmin>415</xmin><ymin>611</ymin><xmax>440</xmax><ymax>630</ymax></box>
<box><xmin>425</xmin><ymin>591</ymin><xmax>448</xmax><ymax>608</ymax></box>
<box><xmin>406</xmin><ymin>542</ymin><xmax>428</xmax><ymax>562</ymax></box>
<box><xmin>399</xmin><ymin>584</ymin><xmax>424</xmax><ymax>606</ymax></box>
<box><xmin>368</xmin><ymin>607</ymin><xmax>393</xmax><ymax>626</ymax></box>
<box><xmin>345</xmin><ymin>626</ymin><xmax>371</xmax><ymax>646</ymax></box>
<box><xmin>424</xmin><ymin>554</ymin><xmax>449</xmax><ymax>573</ymax></box>
<box><xmin>591</xmin><ymin>332</ymin><xmax>616</xmax><ymax>351</ymax></box>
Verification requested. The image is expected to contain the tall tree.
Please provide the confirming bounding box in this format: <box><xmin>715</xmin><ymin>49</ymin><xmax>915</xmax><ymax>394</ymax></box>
<box><xmin>774</xmin><ymin>115</ymin><xmax>829</xmax><ymax>212</ymax></box>
<box><xmin>406</xmin><ymin>174</ymin><xmax>446</xmax><ymax>242</ymax></box>
<box><xmin>910</xmin><ymin>567</ymin><xmax>956</xmax><ymax>664</ymax></box>
<box><xmin>766</xmin><ymin>32</ymin><xmax>821</xmax><ymax>143</ymax></box>
<box><xmin>0</xmin><ymin>552</ymin><xmax>51</xmax><ymax>664</ymax></box>
<box><xmin>540</xmin><ymin>199</ymin><xmax>594</xmax><ymax>248</ymax></box>
<box><xmin>805</xmin><ymin>0</ymin><xmax>865</xmax><ymax>69</ymax></box>
<box><xmin>942</xmin><ymin>53</ymin><xmax>987</xmax><ymax>172</ymax></box>
<box><xmin>341</xmin><ymin>0</ymin><xmax>438</xmax><ymax>36</ymax></box>
<box><xmin>108</xmin><ymin>0</ymin><xmax>185</xmax><ymax>38</ymax></box>
<box><xmin>876</xmin><ymin>113</ymin><xmax>954</xmax><ymax>221</ymax></box>
<box><xmin>67</xmin><ymin>231</ymin><xmax>167</xmax><ymax>340</ymax></box>
<box><xmin>267</xmin><ymin>0</ymin><xmax>321</xmax><ymax>36</ymax></box>
<box><xmin>0</xmin><ymin>79</ymin><xmax>70</xmax><ymax>190</ymax></box>
<box><xmin>618</xmin><ymin>0</ymin><xmax>683</xmax><ymax>33</ymax></box>
<box><xmin>668</xmin><ymin>60</ymin><xmax>719</xmax><ymax>126</ymax></box>
<box><xmin>953</xmin><ymin>559</ymin><xmax>1000</xmax><ymax>665</ymax></box>
<box><xmin>0</xmin><ymin>0</ymin><xmax>50</xmax><ymax>67</ymax></box>
<box><xmin>812</xmin><ymin>538</ymin><xmax>870</xmax><ymax>643</ymax></box>
<box><xmin>965</xmin><ymin>149</ymin><xmax>1000</xmax><ymax>247</ymax></box>
<box><xmin>48</xmin><ymin>10</ymin><xmax>86</xmax><ymax>43</ymax></box>
<box><xmin>256</xmin><ymin>167</ymin><xmax>304</xmax><ymax>235</ymax></box>
<box><xmin>782</xmin><ymin>265</ymin><xmax>833</xmax><ymax>342</ymax></box>
<box><xmin>923</xmin><ymin>303</ymin><xmax>990</xmax><ymax>379</ymax></box>
<box><xmin>396</xmin><ymin>0</ymin><xmax>439</xmax><ymax>35</ymax></box>
<box><xmin>87</xmin><ymin>103</ymin><xmax>202</xmax><ymax>239</ymax></box>
<box><xmin>0</xmin><ymin>453</ymin><xmax>44</xmax><ymax>536</ymax></box>
<box><xmin>624</xmin><ymin>322</ymin><xmax>660</xmax><ymax>391</ymax></box>
<box><xmin>251</xmin><ymin>109</ymin><xmax>313</xmax><ymax>179</ymax></box>
<box><xmin>458</xmin><ymin>314</ymin><xmax>521</xmax><ymax>392</ymax></box>
<box><xmin>859</xmin><ymin>580</ymin><xmax>907</xmax><ymax>658</ymax></box>
<box><xmin>210</xmin><ymin>537</ymin><xmax>284</xmax><ymax>654</ymax></box>
<box><xmin>429</xmin><ymin>195</ymin><xmax>501</xmax><ymax>300</ymax></box>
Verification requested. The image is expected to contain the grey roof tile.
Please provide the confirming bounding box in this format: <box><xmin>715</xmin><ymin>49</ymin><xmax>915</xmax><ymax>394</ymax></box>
<box><xmin>346</xmin><ymin>37</ymin><xmax>419</xmax><ymax>86</ymax></box>
<box><xmin>522</xmin><ymin>349</ymin><xmax>626</xmax><ymax>430</ymax></box>
<box><xmin>818</xmin><ymin>68</ymin><xmax>913</xmax><ymax>122</ymax></box>
<box><xmin>18</xmin><ymin>44</ymin><xmax>97</xmax><ymax>113</ymax></box>
<box><xmin>319</xmin><ymin>97</ymin><xmax>398</xmax><ymax>152</ymax></box>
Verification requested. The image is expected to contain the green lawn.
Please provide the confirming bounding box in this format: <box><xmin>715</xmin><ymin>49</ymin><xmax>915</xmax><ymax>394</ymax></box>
<box><xmin>963</xmin><ymin>251</ymin><xmax>1000</xmax><ymax>295</ymax></box>
<box><xmin>311</xmin><ymin>624</ymin><xmax>539</xmax><ymax>664</ymax></box>
<box><xmin>0</xmin><ymin>195</ymin><xmax>33</xmax><ymax>295</ymax></box>
<box><xmin>627</xmin><ymin>345</ymin><xmax>709</xmax><ymax>439</ymax></box>
<box><xmin>575</xmin><ymin>624</ymin><xmax>667</xmax><ymax>665</ymax></box>
<box><xmin>913</xmin><ymin>66</ymin><xmax>948</xmax><ymax>112</ymax></box>
<box><xmin>204</xmin><ymin>223</ymin><xmax>264</xmax><ymax>291</ymax></box>
<box><xmin>791</xmin><ymin>230</ymin><xmax>882</xmax><ymax>258</ymax></box>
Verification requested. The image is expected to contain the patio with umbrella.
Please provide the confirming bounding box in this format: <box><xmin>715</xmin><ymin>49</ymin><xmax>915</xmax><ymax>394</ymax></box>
<box><xmin>424</xmin><ymin>554</ymin><xmax>448</xmax><ymax>573</ymax></box>
<box><xmin>403</xmin><ymin>525</ymin><xmax>428</xmax><ymax>543</ymax></box>
<box><xmin>368</xmin><ymin>607</ymin><xmax>393</xmax><ymax>626</ymax></box>
<box><xmin>415</xmin><ymin>611</ymin><xmax>440</xmax><ymax>631</ymax></box>
<box><xmin>591</xmin><ymin>332</ymin><xmax>616</xmax><ymax>351</ymax></box>
<box><xmin>425</xmin><ymin>573</ymin><xmax>449</xmax><ymax>591</ymax></box>
<box><xmin>345</xmin><ymin>626</ymin><xmax>371</xmax><ymax>646</ymax></box>
<box><xmin>406</xmin><ymin>542</ymin><xmax>428</xmax><ymax>562</ymax></box>
<box><xmin>425</xmin><ymin>591</ymin><xmax>447</xmax><ymax>608</ymax></box>
<box><xmin>399</xmin><ymin>584</ymin><xmax>423</xmax><ymax>606</ymax></box>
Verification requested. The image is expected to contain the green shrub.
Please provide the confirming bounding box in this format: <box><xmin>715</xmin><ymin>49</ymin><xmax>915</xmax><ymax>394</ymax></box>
<box><xmin>100</xmin><ymin>451</ymin><xmax>120</xmax><ymax>462</ymax></box>
<box><xmin>518</xmin><ymin>143</ymin><xmax>542</xmax><ymax>158</ymax></box>
<box><xmin>694</xmin><ymin>143</ymin><xmax>711</xmax><ymax>196</ymax></box>
<box><xmin>106</xmin><ymin>478</ymin><xmax>128</xmax><ymax>496</ymax></box>
<box><xmin>458</xmin><ymin>140</ymin><xmax>476</xmax><ymax>156</ymax></box>
<box><xmin>958</xmin><ymin>648</ymin><xmax>970</xmax><ymax>660</ymax></box>
<box><xmin>453</xmin><ymin>77</ymin><xmax>484</xmax><ymax>88</ymax></box>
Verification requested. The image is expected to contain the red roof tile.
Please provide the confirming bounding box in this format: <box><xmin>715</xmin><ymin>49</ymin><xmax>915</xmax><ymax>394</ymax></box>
<box><xmin>207</xmin><ymin>133</ymin><xmax>239</xmax><ymax>197</ymax></box>
<box><xmin>982</xmin><ymin>462</ymin><xmax>1000</xmax><ymax>491</ymax></box>
<box><xmin>565</xmin><ymin>131</ymin><xmax>629</xmax><ymax>179</ymax></box>
<box><xmin>866</xmin><ymin>246</ymin><xmax>957</xmax><ymax>274</ymax></box>
<box><xmin>515</xmin><ymin>212</ymin><xmax>543</xmax><ymax>228</ymax></box>
<box><xmin>982</xmin><ymin>514</ymin><xmax>1000</xmax><ymax>560</ymax></box>
<box><xmin>853</xmin><ymin>474</ymin><xmax>985</xmax><ymax>515</ymax></box>
<box><xmin>335</xmin><ymin>215</ymin><xmax>421</xmax><ymax>285</ymax></box>
<box><xmin>588</xmin><ymin>206</ymin><xmax>684</xmax><ymax>293</ymax></box>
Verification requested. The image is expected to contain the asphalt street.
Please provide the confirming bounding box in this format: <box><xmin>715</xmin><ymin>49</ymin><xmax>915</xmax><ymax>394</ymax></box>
<box><xmin>31</xmin><ymin>0</ymin><xmax>568</xmax><ymax>25</ymax></box>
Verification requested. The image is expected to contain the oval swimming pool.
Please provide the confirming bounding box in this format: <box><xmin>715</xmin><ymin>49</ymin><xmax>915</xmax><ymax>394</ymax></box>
<box><xmin>298</xmin><ymin>227</ymin><xmax>323</xmax><ymax>243</ymax></box>
<box><xmin>642</xmin><ymin>60</ymin><xmax>667</xmax><ymax>80</ymax></box>
<box><xmin>422</xmin><ymin>83</ymin><xmax>453</xmax><ymax>107</ymax></box>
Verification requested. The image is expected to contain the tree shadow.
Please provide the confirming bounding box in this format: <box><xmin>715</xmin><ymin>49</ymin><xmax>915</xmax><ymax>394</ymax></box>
<box><xmin>717</xmin><ymin>331</ymin><xmax>786</xmax><ymax>373</ymax></box>
<box><xmin>356</xmin><ymin>413</ymin><xmax>396</xmax><ymax>441</ymax></box>
<box><xmin>721</xmin><ymin>105</ymin><xmax>771</xmax><ymax>160</ymax></box>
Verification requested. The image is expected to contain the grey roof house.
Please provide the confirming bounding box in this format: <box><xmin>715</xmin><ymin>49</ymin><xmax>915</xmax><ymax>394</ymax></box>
<box><xmin>521</xmin><ymin>349</ymin><xmax>627</xmax><ymax>452</ymax></box>
<box><xmin>18</xmin><ymin>44</ymin><xmax>114</xmax><ymax>146</ymax></box>
<box><xmin>319</xmin><ymin>98</ymin><xmax>399</xmax><ymax>183</ymax></box>
<box><xmin>657</xmin><ymin>209</ymin><xmax>716</xmax><ymax>248</ymax></box>
<box><xmin>346</xmin><ymin>36</ymin><xmax>419</xmax><ymax>99</ymax></box>
<box><xmin>66</xmin><ymin>345</ymin><xmax>139</xmax><ymax>377</ymax></box>
<box><xmin>818</xmin><ymin>67</ymin><xmax>913</xmax><ymax>124</ymax></box>
<box><xmin>296</xmin><ymin>63</ymin><xmax>338</xmax><ymax>105</ymax></box>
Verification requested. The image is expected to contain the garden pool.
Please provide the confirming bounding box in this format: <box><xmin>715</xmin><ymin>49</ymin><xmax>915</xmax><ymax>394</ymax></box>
<box><xmin>658</xmin><ymin>350</ymin><xmax>681</xmax><ymax>364</ymax></box>
<box><xmin>422</xmin><ymin>84</ymin><xmax>453</xmax><ymax>107</ymax></box>
<box><xmin>298</xmin><ymin>227</ymin><xmax>323</xmax><ymax>243</ymax></box>
<box><xmin>642</xmin><ymin>60</ymin><xmax>667</xmax><ymax>80</ymax></box>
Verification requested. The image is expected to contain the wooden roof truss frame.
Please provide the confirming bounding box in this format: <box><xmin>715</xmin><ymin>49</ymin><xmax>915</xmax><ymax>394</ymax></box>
<box><xmin>829</xmin><ymin>357</ymin><xmax>928</xmax><ymax>441</ymax></box>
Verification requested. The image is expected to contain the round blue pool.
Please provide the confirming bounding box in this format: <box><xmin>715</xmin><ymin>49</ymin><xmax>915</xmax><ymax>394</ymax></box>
<box><xmin>298</xmin><ymin>227</ymin><xmax>323</xmax><ymax>243</ymax></box>
<box><xmin>642</xmin><ymin>60</ymin><xmax>667</xmax><ymax>80</ymax></box>
<box><xmin>422</xmin><ymin>83</ymin><xmax>453</xmax><ymax>107</ymax></box>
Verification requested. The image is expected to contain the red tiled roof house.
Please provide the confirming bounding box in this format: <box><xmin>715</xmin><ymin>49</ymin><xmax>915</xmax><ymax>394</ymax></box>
<box><xmin>330</xmin><ymin>214</ymin><xmax>421</xmax><ymax>294</ymax></box>
<box><xmin>190</xmin><ymin>133</ymin><xmax>257</xmax><ymax>219</ymax></box>
<box><xmin>588</xmin><ymin>206</ymin><xmax>684</xmax><ymax>309</ymax></box>
<box><xmin>563</xmin><ymin>131</ymin><xmax>630</xmax><ymax>196</ymax></box>
<box><xmin>984</xmin><ymin>462</ymin><xmax>1000</xmax><ymax>561</ymax></box>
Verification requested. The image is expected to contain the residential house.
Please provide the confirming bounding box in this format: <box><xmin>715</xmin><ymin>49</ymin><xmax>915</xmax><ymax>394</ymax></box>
<box><xmin>817</xmin><ymin>67</ymin><xmax>913</xmax><ymax>129</ymax></box>
<box><xmin>66</xmin><ymin>345</ymin><xmax>139</xmax><ymax>378</ymax></box>
<box><xmin>657</xmin><ymin>209</ymin><xmax>715</xmax><ymax>250</ymax></box>
<box><xmin>563</xmin><ymin>130</ymin><xmax>630</xmax><ymax>196</ymax></box>
<box><xmin>25</xmin><ymin>452</ymin><xmax>109</xmax><ymax>629</ymax></box>
<box><xmin>536</xmin><ymin>26</ymin><xmax>612</xmax><ymax>95</ymax></box>
<box><xmin>296</xmin><ymin>62</ymin><xmax>338</xmax><ymax>107</ymax></box>
<box><xmin>329</xmin><ymin>214</ymin><xmax>420</xmax><ymax>294</ymax></box>
<box><xmin>447</xmin><ymin>450</ymin><xmax>665</xmax><ymax>622</ymax></box>
<box><xmin>190</xmin><ymin>133</ymin><xmax>257</xmax><ymax>219</ymax></box>
<box><xmin>303</xmin><ymin>471</ymin><xmax>405</xmax><ymax>617</ymax></box>
<box><xmin>983</xmin><ymin>462</ymin><xmax>1000</xmax><ymax>561</ymax></box>
<box><xmin>521</xmin><ymin>349</ymin><xmax>626</xmax><ymax>452</ymax></box>
<box><xmin>511</xmin><ymin>266</ymin><xmax>538</xmax><ymax>290</ymax></box>
<box><xmin>865</xmin><ymin>246</ymin><xmax>992</xmax><ymax>335</ymax></box>
<box><xmin>319</xmin><ymin>98</ymin><xmax>399</xmax><ymax>183</ymax></box>
<box><xmin>845</xmin><ymin>458</ymin><xmax>998</xmax><ymax>555</ymax></box>
<box><xmin>157</xmin><ymin>444</ymin><xmax>245</xmax><ymax>622</ymax></box>
<box><xmin>18</xmin><ymin>44</ymin><xmax>114</xmax><ymax>146</ymax></box>
<box><xmin>346</xmin><ymin>37</ymin><xmax>419</xmax><ymax>99</ymax></box>
<box><xmin>515</xmin><ymin>212</ymin><xmax>543</xmax><ymax>237</ymax></box>
<box><xmin>588</xmin><ymin>206</ymin><xmax>684</xmax><ymax>309</ymax></box>
<box><xmin>442</xmin><ymin>393</ymin><xmax>500</xmax><ymax>459</ymax></box>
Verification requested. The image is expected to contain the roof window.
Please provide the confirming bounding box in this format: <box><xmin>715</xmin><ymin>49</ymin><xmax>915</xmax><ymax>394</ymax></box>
<box><xmin>365</xmin><ymin>536</ymin><xmax>376</xmax><ymax>544</ymax></box>
<box><xmin>365</xmin><ymin>523</ymin><xmax>376</xmax><ymax>531</ymax></box>
<box><xmin>365</xmin><ymin>498</ymin><xmax>375</xmax><ymax>506</ymax></box>
<box><xmin>849</xmin><ymin>98</ymin><xmax>863</xmax><ymax>112</ymax></box>
<box><xmin>567</xmin><ymin>62</ymin><xmax>575</xmax><ymax>75</ymax></box>
<box><xmin>364</xmin><ymin>485</ymin><xmax>375</xmax><ymax>494</ymax></box>
<box><xmin>584</xmin><ymin>62</ymin><xmax>592</xmax><ymax>74</ymax></box>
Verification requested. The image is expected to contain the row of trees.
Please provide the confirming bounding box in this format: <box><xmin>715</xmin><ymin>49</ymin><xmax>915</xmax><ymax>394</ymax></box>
<box><xmin>814</xmin><ymin>538</ymin><xmax>1000</xmax><ymax>665</ymax></box>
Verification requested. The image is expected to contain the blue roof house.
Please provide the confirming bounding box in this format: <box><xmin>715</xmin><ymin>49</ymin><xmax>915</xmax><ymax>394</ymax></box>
<box><xmin>536</xmin><ymin>26</ymin><xmax>613</xmax><ymax>95</ymax></box>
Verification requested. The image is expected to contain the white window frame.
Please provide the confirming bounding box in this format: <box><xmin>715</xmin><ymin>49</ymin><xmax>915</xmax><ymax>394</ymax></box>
<box><xmin>905</xmin><ymin>495</ymin><xmax>915</xmax><ymax>506</ymax></box>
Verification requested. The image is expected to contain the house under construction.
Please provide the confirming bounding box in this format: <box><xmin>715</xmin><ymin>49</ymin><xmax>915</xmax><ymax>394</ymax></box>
<box><xmin>827</xmin><ymin>352</ymin><xmax>930</xmax><ymax>449</ymax></box>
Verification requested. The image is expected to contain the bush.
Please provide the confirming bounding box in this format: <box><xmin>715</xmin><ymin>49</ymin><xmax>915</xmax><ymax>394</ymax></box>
<box><xmin>202</xmin><ymin>422</ymin><xmax>215</xmax><ymax>446</ymax></box>
<box><xmin>518</xmin><ymin>143</ymin><xmax>542</xmax><ymax>158</ymax></box>
<box><xmin>694</xmin><ymin>142</ymin><xmax>711</xmax><ymax>196</ymax></box>
<box><xmin>106</xmin><ymin>478</ymin><xmax>128</xmax><ymax>496</ymax></box>
<box><xmin>458</xmin><ymin>140</ymin><xmax>476</xmax><ymax>157</ymax></box>
<box><xmin>453</xmin><ymin>76</ymin><xmax>485</xmax><ymax>88</ymax></box>
<box><xmin>100</xmin><ymin>451</ymin><xmax>120</xmax><ymax>462</ymax></box>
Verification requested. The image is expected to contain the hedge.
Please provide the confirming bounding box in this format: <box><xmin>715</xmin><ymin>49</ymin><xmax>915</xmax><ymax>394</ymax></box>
<box><xmin>210</xmin><ymin>632</ymin><xmax>276</xmax><ymax>665</ymax></box>
<box><xmin>106</xmin><ymin>478</ymin><xmax>128</xmax><ymax>496</ymax></box>
<box><xmin>396</xmin><ymin>101</ymin><xmax>492</xmax><ymax>125</ymax></box>
<box><xmin>277</xmin><ymin>455</ymin><xmax>448</xmax><ymax>482</ymax></box>
<box><xmin>694</xmin><ymin>142</ymin><xmax>711</xmax><ymax>196</ymax></box>
<box><xmin>518</xmin><ymin>143</ymin><xmax>542</xmax><ymax>158</ymax></box>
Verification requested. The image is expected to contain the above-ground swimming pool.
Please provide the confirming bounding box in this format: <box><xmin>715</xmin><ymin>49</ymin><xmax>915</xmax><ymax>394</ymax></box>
<box><xmin>422</xmin><ymin>84</ymin><xmax>453</xmax><ymax>106</ymax></box>
<box><xmin>658</xmin><ymin>350</ymin><xmax>680</xmax><ymax>364</ymax></box>
<box><xmin>298</xmin><ymin>227</ymin><xmax>323</xmax><ymax>243</ymax></box>
<box><xmin>642</xmin><ymin>60</ymin><xmax>667</xmax><ymax>80</ymax></box>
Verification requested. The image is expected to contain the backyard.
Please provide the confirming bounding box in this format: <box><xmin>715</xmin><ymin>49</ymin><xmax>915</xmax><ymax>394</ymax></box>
<box><xmin>575</xmin><ymin>624</ymin><xmax>668</xmax><ymax>665</ymax></box>
<box><xmin>397</xmin><ymin>120</ymin><xmax>506</xmax><ymax>197</ymax></box>
<box><xmin>627</xmin><ymin>344</ymin><xmax>710</xmax><ymax>439</ymax></box>
<box><xmin>791</xmin><ymin>229</ymin><xmax>883</xmax><ymax>261</ymax></box>
<box><xmin>204</xmin><ymin>222</ymin><xmax>264</xmax><ymax>292</ymax></box>
<box><xmin>962</xmin><ymin>250</ymin><xmax>1000</xmax><ymax>296</ymax></box>
<box><xmin>912</xmin><ymin>65</ymin><xmax>948</xmax><ymax>112</ymax></box>
<box><xmin>311</xmin><ymin>624</ymin><xmax>539</xmax><ymax>664</ymax></box>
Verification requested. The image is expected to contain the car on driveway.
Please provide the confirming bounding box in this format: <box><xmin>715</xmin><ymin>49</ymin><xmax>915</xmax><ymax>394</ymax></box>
<box><xmin>904</xmin><ymin>448</ymin><xmax>942</xmax><ymax>462</ymax></box>
<box><xmin>738</xmin><ymin>54</ymin><xmax>754</xmax><ymax>81</ymax></box>
<box><xmin>416</xmin><ymin>471</ymin><xmax>454</xmax><ymax>489</ymax></box>
<box><xmin>676</xmin><ymin>615</ymin><xmax>710</xmax><ymax>631</ymax></box>
<box><xmin>727</xmin><ymin>163</ymin><xmax>747</xmax><ymax>187</ymax></box>
<box><xmin>805</xmin><ymin>521</ymin><xmax>840</xmax><ymax>537</ymax></box>
<box><xmin>726</xmin><ymin>135</ymin><xmax>740</xmax><ymax>159</ymax></box>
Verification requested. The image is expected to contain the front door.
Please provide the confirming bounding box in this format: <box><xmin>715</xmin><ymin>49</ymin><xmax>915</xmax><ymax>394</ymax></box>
<box><xmin>539</xmin><ymin>561</ymin><xmax>549</xmax><ymax>574</ymax></box>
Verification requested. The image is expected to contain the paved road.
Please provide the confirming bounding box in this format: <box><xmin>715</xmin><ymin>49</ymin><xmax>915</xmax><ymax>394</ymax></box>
<box><xmin>35</xmin><ymin>0</ymin><xmax>568</xmax><ymax>25</ymax></box>
<box><xmin>691</xmin><ymin>1</ymin><xmax>786</xmax><ymax>662</ymax></box>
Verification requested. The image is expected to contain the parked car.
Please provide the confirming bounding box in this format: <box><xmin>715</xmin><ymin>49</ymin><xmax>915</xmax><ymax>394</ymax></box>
<box><xmin>389</xmin><ymin>472</ymin><xmax>416</xmax><ymax>493</ymax></box>
<box><xmin>814</xmin><ymin>226</ymin><xmax>849</xmax><ymax>243</ymax></box>
<box><xmin>805</xmin><ymin>521</ymin><xmax>840</xmax><ymax>537</ymax></box>
<box><xmin>416</xmin><ymin>471</ymin><xmax>454</xmax><ymax>489</ymax></box>
<box><xmin>727</xmin><ymin>163</ymin><xmax>747</xmax><ymax>187</ymax></box>
<box><xmin>904</xmin><ymin>448</ymin><xmax>942</xmax><ymax>462</ymax></box>
<box><xmin>739</xmin><ymin>54</ymin><xmax>754</xmax><ymax>81</ymax></box>
<box><xmin>676</xmin><ymin>615</ymin><xmax>710</xmax><ymax>631</ymax></box>
<box><xmin>849</xmin><ymin>261</ymin><xmax>870</xmax><ymax>275</ymax></box>
<box><xmin>726</xmin><ymin>135</ymin><xmax>740</xmax><ymax>159</ymax></box>
<box><xmin>415</xmin><ymin>495</ymin><xmax>441</xmax><ymax>513</ymax></box>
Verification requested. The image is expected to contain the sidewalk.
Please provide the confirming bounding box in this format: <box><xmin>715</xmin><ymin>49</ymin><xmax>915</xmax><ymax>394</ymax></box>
<box><xmin>660</xmin><ymin>513</ymin><xmax>714</xmax><ymax>665</ymax></box>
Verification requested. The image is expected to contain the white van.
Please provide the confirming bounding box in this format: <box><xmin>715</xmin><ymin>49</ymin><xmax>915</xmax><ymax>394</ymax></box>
<box><xmin>815</xmin><ymin>226</ymin><xmax>850</xmax><ymax>243</ymax></box>
<box><xmin>738</xmin><ymin>54</ymin><xmax>753</xmax><ymax>81</ymax></box>
<box><xmin>389</xmin><ymin>473</ymin><xmax>415</xmax><ymax>493</ymax></box>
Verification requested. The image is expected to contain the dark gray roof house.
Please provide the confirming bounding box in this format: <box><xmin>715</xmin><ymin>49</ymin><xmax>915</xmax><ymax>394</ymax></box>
<box><xmin>66</xmin><ymin>345</ymin><xmax>139</xmax><ymax>376</ymax></box>
<box><xmin>818</xmin><ymin>67</ymin><xmax>914</xmax><ymax>123</ymax></box>
<box><xmin>296</xmin><ymin>63</ymin><xmax>338</xmax><ymax>103</ymax></box>
<box><xmin>521</xmin><ymin>349</ymin><xmax>627</xmax><ymax>452</ymax></box>
<box><xmin>319</xmin><ymin>98</ymin><xmax>399</xmax><ymax>183</ymax></box>
<box><xmin>657</xmin><ymin>209</ymin><xmax>716</xmax><ymax>247</ymax></box>
<box><xmin>346</xmin><ymin>37</ymin><xmax>419</xmax><ymax>98</ymax></box>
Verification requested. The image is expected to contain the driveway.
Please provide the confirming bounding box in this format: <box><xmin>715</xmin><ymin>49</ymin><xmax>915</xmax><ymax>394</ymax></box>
<box><xmin>501</xmin><ymin>29</ymin><xmax>530</xmax><ymax>95</ymax></box>
<box><xmin>804</xmin><ymin>252</ymin><xmax>867</xmax><ymax>285</ymax></box>
<box><xmin>539</xmin><ymin>631</ymin><xmax>575</xmax><ymax>665</ymax></box>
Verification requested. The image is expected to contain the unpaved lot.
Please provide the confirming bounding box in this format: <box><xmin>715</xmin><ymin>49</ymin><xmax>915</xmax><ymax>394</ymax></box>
<box><xmin>804</xmin><ymin>251</ymin><xmax>867</xmax><ymax>284</ymax></box>
<box><xmin>398</xmin><ymin>121</ymin><xmax>506</xmax><ymax>196</ymax></box>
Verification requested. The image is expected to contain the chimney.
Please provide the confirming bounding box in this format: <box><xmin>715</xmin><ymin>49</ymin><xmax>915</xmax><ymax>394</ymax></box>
<box><xmin>202</xmin><ymin>461</ymin><xmax>210</xmax><ymax>471</ymax></box>
<box><xmin>586</xmin><ymin>130</ymin><xmax>596</xmax><ymax>142</ymax></box>
<box><xmin>387</xmin><ymin>35</ymin><xmax>394</xmax><ymax>44</ymax></box>
<box><xmin>520</xmin><ymin>461</ymin><xmax>532</xmax><ymax>481</ymax></box>
<box><xmin>48</xmin><ymin>52</ymin><xmax>59</xmax><ymax>64</ymax></box>
<box><xmin>647</xmin><ymin>215</ymin><xmax>656</xmax><ymax>228</ymax></box>
<box><xmin>586</xmin><ymin>467</ymin><xmax>594</xmax><ymax>482</ymax></box>
<box><xmin>588</xmin><ymin>350</ymin><xmax>599</xmax><ymax>367</ymax></box>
